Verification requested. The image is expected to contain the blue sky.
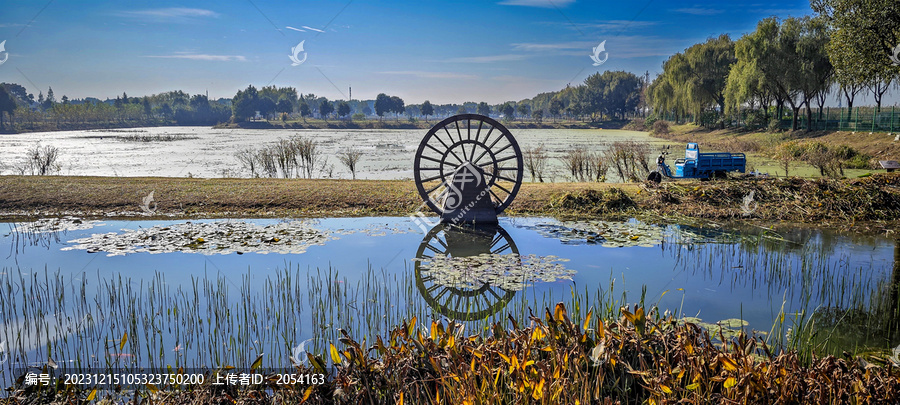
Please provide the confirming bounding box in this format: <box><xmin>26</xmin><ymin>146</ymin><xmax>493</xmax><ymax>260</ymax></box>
<box><xmin>0</xmin><ymin>0</ymin><xmax>817</xmax><ymax>104</ymax></box>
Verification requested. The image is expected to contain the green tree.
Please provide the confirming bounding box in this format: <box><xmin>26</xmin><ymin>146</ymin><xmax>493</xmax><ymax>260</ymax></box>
<box><xmin>812</xmin><ymin>0</ymin><xmax>900</xmax><ymax>110</ymax></box>
<box><xmin>737</xmin><ymin>17</ymin><xmax>832</xmax><ymax>130</ymax></box>
<box><xmin>650</xmin><ymin>35</ymin><xmax>735</xmax><ymax>124</ymax></box>
<box><xmin>231</xmin><ymin>85</ymin><xmax>259</xmax><ymax>122</ymax></box>
<box><xmin>0</xmin><ymin>86</ymin><xmax>16</xmax><ymax>131</ymax></box>
<box><xmin>549</xmin><ymin>98</ymin><xmax>563</xmax><ymax>120</ymax></box>
<box><xmin>142</xmin><ymin>97</ymin><xmax>152</xmax><ymax>118</ymax></box>
<box><xmin>337</xmin><ymin>101</ymin><xmax>351</xmax><ymax>119</ymax></box>
<box><xmin>500</xmin><ymin>103</ymin><xmax>515</xmax><ymax>120</ymax></box>
<box><xmin>299</xmin><ymin>100</ymin><xmax>311</xmax><ymax>122</ymax></box>
<box><xmin>319</xmin><ymin>99</ymin><xmax>334</xmax><ymax>120</ymax></box>
<box><xmin>0</xmin><ymin>83</ymin><xmax>30</xmax><ymax>105</ymax></box>
<box><xmin>456</xmin><ymin>105</ymin><xmax>467</xmax><ymax>115</ymax></box>
<box><xmin>374</xmin><ymin>93</ymin><xmax>390</xmax><ymax>120</ymax></box>
<box><xmin>421</xmin><ymin>100</ymin><xmax>434</xmax><ymax>122</ymax></box>
<box><xmin>516</xmin><ymin>103</ymin><xmax>530</xmax><ymax>121</ymax></box>
<box><xmin>276</xmin><ymin>98</ymin><xmax>293</xmax><ymax>115</ymax></box>
<box><xmin>257</xmin><ymin>97</ymin><xmax>277</xmax><ymax>120</ymax></box>
<box><xmin>389</xmin><ymin>96</ymin><xmax>405</xmax><ymax>120</ymax></box>
<box><xmin>476</xmin><ymin>102</ymin><xmax>491</xmax><ymax>116</ymax></box>
<box><xmin>43</xmin><ymin>87</ymin><xmax>56</xmax><ymax>111</ymax></box>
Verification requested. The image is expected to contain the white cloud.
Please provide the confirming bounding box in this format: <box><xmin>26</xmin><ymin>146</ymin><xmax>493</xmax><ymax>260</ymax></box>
<box><xmin>144</xmin><ymin>54</ymin><xmax>246</xmax><ymax>62</ymax></box>
<box><xmin>511</xmin><ymin>41</ymin><xmax>589</xmax><ymax>52</ymax></box>
<box><xmin>119</xmin><ymin>8</ymin><xmax>219</xmax><ymax>20</ymax></box>
<box><xmin>542</xmin><ymin>20</ymin><xmax>657</xmax><ymax>33</ymax></box>
<box><xmin>444</xmin><ymin>54</ymin><xmax>529</xmax><ymax>63</ymax></box>
<box><xmin>672</xmin><ymin>7</ymin><xmax>724</xmax><ymax>16</ymax></box>
<box><xmin>497</xmin><ymin>0</ymin><xmax>575</xmax><ymax>7</ymax></box>
<box><xmin>510</xmin><ymin>36</ymin><xmax>678</xmax><ymax>59</ymax></box>
<box><xmin>378</xmin><ymin>71</ymin><xmax>477</xmax><ymax>79</ymax></box>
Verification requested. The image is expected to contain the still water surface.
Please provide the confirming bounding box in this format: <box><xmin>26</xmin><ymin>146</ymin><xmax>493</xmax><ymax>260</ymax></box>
<box><xmin>0</xmin><ymin>217</ymin><xmax>894</xmax><ymax>378</ymax></box>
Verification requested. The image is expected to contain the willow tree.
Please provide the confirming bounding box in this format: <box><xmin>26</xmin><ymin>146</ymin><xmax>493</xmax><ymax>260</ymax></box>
<box><xmin>793</xmin><ymin>17</ymin><xmax>833</xmax><ymax>128</ymax></box>
<box><xmin>648</xmin><ymin>35</ymin><xmax>735</xmax><ymax>124</ymax></box>
<box><xmin>724</xmin><ymin>55</ymin><xmax>770</xmax><ymax>117</ymax></box>
<box><xmin>812</xmin><ymin>0</ymin><xmax>900</xmax><ymax>112</ymax></box>
<box><xmin>737</xmin><ymin>17</ymin><xmax>832</xmax><ymax>131</ymax></box>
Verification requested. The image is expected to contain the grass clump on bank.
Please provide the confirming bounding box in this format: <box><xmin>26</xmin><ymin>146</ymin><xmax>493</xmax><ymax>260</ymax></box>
<box><xmin>549</xmin><ymin>188</ymin><xmax>636</xmax><ymax>215</ymax></box>
<box><xmin>645</xmin><ymin>173</ymin><xmax>900</xmax><ymax>222</ymax></box>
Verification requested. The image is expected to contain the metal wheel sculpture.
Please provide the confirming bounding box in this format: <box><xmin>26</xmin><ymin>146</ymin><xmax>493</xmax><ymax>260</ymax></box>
<box><xmin>414</xmin><ymin>224</ymin><xmax>518</xmax><ymax>321</ymax></box>
<box><xmin>413</xmin><ymin>114</ymin><xmax>524</xmax><ymax>215</ymax></box>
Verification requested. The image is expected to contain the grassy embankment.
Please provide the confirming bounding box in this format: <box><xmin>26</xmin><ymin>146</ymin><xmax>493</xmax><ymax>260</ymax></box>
<box><xmin>1</xmin><ymin>175</ymin><xmax>898</xmax><ymax>232</ymax></box>
<box><xmin>654</xmin><ymin>122</ymin><xmax>900</xmax><ymax>177</ymax></box>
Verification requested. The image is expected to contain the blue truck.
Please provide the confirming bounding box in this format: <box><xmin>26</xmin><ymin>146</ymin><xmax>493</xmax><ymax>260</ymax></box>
<box><xmin>647</xmin><ymin>143</ymin><xmax>746</xmax><ymax>183</ymax></box>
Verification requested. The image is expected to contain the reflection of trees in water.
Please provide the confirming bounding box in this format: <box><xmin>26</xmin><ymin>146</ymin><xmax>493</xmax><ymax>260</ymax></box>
<box><xmin>664</xmin><ymin>225</ymin><xmax>891</xmax><ymax>311</ymax></box>
<box><xmin>800</xmin><ymin>239</ymin><xmax>900</xmax><ymax>357</ymax></box>
<box><xmin>669</xmin><ymin>223</ymin><xmax>898</xmax><ymax>355</ymax></box>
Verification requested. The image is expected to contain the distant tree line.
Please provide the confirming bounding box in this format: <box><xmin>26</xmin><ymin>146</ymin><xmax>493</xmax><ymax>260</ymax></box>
<box><xmin>0</xmin><ymin>83</ymin><xmax>230</xmax><ymax>131</ymax></box>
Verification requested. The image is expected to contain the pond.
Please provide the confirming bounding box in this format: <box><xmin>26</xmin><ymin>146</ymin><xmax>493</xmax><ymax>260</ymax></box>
<box><xmin>0</xmin><ymin>127</ymin><xmax>663</xmax><ymax>180</ymax></box>
<box><xmin>0</xmin><ymin>216</ymin><xmax>896</xmax><ymax>384</ymax></box>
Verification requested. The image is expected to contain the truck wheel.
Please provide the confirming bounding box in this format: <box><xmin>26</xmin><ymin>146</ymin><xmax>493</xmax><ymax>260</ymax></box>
<box><xmin>647</xmin><ymin>171</ymin><xmax>662</xmax><ymax>184</ymax></box>
<box><xmin>714</xmin><ymin>171</ymin><xmax>727</xmax><ymax>180</ymax></box>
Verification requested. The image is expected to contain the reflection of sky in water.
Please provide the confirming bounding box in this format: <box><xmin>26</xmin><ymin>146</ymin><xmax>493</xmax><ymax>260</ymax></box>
<box><xmin>0</xmin><ymin>217</ymin><xmax>895</xmax><ymax>376</ymax></box>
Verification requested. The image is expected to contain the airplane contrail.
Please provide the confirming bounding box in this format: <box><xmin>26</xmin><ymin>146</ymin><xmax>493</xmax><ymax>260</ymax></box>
<box><xmin>301</xmin><ymin>25</ymin><xmax>325</xmax><ymax>33</ymax></box>
<box><xmin>286</xmin><ymin>26</ymin><xmax>306</xmax><ymax>32</ymax></box>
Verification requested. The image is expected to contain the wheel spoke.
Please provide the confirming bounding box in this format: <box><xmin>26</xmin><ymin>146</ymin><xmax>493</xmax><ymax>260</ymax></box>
<box><xmin>492</xmin><ymin>243</ymin><xmax>510</xmax><ymax>254</ymax></box>
<box><xmin>438</xmin><ymin>128</ymin><xmax>467</xmax><ymax>164</ymax></box>
<box><xmin>493</xmin><ymin>143</ymin><xmax>513</xmax><ymax>156</ymax></box>
<box><xmin>420</xmin><ymin>155</ymin><xmax>443</xmax><ymax>165</ymax></box>
<box><xmin>493</xmin><ymin>182</ymin><xmax>513</xmax><ymax>196</ymax></box>
<box><xmin>425</xmin><ymin>143</ymin><xmax>445</xmax><ymax>156</ymax></box>
<box><xmin>420</xmin><ymin>173</ymin><xmax>445</xmax><ymax>183</ymax></box>
<box><xmin>491</xmin><ymin>155</ymin><xmax>518</xmax><ymax>165</ymax></box>
<box><xmin>425</xmin><ymin>182</ymin><xmax>446</xmax><ymax>195</ymax></box>
<box><xmin>488</xmin><ymin>188</ymin><xmax>504</xmax><ymax>205</ymax></box>
<box><xmin>496</xmin><ymin>175</ymin><xmax>518</xmax><ymax>184</ymax></box>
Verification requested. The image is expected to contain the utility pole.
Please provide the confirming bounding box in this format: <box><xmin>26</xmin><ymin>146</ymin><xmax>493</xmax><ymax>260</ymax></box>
<box><xmin>349</xmin><ymin>87</ymin><xmax>352</xmax><ymax>101</ymax></box>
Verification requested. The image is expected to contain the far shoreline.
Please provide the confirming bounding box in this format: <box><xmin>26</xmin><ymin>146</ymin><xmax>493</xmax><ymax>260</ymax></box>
<box><xmin>0</xmin><ymin>118</ymin><xmax>635</xmax><ymax>135</ymax></box>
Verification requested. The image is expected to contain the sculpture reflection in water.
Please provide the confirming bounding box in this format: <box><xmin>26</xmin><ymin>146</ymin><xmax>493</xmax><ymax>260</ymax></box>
<box><xmin>414</xmin><ymin>224</ymin><xmax>519</xmax><ymax>322</ymax></box>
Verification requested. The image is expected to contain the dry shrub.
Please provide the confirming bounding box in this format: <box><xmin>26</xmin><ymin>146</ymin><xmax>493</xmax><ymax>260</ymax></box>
<box><xmin>337</xmin><ymin>149</ymin><xmax>364</xmax><ymax>180</ymax></box>
<box><xmin>604</xmin><ymin>141</ymin><xmax>651</xmax><ymax>182</ymax></box>
<box><xmin>234</xmin><ymin>136</ymin><xmax>322</xmax><ymax>179</ymax></box>
<box><xmin>20</xmin><ymin>143</ymin><xmax>61</xmax><ymax>175</ymax></box>
<box><xmin>651</xmin><ymin>120</ymin><xmax>670</xmax><ymax>136</ymax></box>
<box><xmin>523</xmin><ymin>145</ymin><xmax>549</xmax><ymax>182</ymax></box>
<box><xmin>560</xmin><ymin>147</ymin><xmax>605</xmax><ymax>182</ymax></box>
